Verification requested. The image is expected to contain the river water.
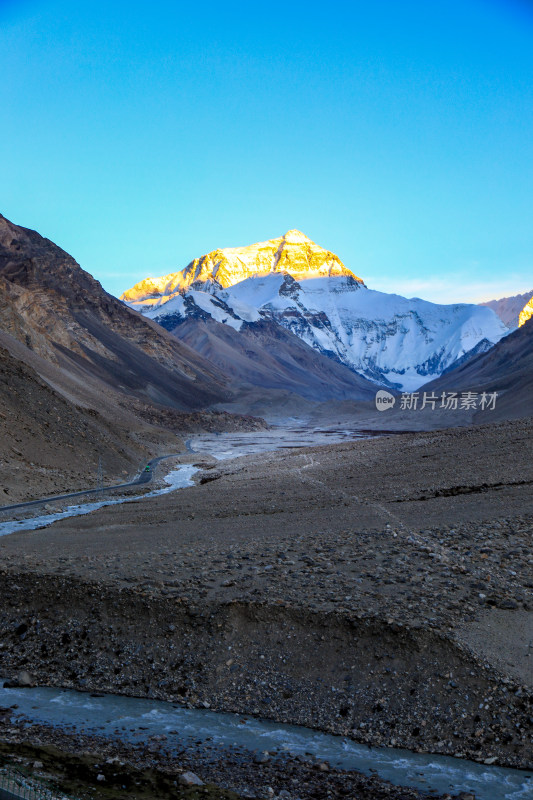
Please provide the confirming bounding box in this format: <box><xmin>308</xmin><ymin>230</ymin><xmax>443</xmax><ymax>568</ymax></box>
<box><xmin>0</xmin><ymin>424</ymin><xmax>381</xmax><ymax>538</ymax></box>
<box><xmin>1</xmin><ymin>424</ymin><xmax>531</xmax><ymax>799</ymax></box>
<box><xmin>0</xmin><ymin>464</ymin><xmax>199</xmax><ymax>538</ymax></box>
<box><xmin>0</xmin><ymin>683</ymin><xmax>531</xmax><ymax>800</ymax></box>
<box><xmin>187</xmin><ymin>423</ymin><xmax>385</xmax><ymax>460</ymax></box>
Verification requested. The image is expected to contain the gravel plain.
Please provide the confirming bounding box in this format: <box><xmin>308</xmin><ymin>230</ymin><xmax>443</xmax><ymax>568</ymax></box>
<box><xmin>0</xmin><ymin>418</ymin><xmax>532</xmax><ymax>798</ymax></box>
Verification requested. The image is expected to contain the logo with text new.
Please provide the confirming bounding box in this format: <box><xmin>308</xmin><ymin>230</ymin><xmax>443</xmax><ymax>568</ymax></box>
<box><xmin>375</xmin><ymin>390</ymin><xmax>396</xmax><ymax>411</ymax></box>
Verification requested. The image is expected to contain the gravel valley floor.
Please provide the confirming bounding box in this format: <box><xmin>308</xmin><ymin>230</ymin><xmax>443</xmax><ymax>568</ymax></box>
<box><xmin>0</xmin><ymin>418</ymin><xmax>532</xmax><ymax>798</ymax></box>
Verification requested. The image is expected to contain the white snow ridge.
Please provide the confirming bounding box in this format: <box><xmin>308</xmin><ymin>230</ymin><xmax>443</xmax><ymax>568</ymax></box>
<box><xmin>121</xmin><ymin>232</ymin><xmax>508</xmax><ymax>391</ymax></box>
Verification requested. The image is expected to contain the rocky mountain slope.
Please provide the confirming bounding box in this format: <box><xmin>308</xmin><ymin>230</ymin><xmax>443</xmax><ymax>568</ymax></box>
<box><xmin>480</xmin><ymin>289</ymin><xmax>533</xmax><ymax>329</ymax></box>
<box><xmin>0</xmin><ymin>214</ymin><xmax>269</xmax><ymax>501</ymax></box>
<box><xmin>123</xmin><ymin>231</ymin><xmax>507</xmax><ymax>391</ymax></box>
<box><xmin>0</xmin><ymin>342</ymin><xmax>150</xmax><ymax>503</ymax></box>
<box><xmin>424</xmin><ymin>315</ymin><xmax>533</xmax><ymax>421</ymax></box>
<box><xmin>0</xmin><ymin>213</ymin><xmax>229</xmax><ymax>411</ymax></box>
<box><xmin>162</xmin><ymin>315</ymin><xmax>379</xmax><ymax>409</ymax></box>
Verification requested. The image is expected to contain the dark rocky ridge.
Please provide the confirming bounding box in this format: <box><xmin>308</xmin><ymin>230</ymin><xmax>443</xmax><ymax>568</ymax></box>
<box><xmin>167</xmin><ymin>316</ymin><xmax>379</xmax><ymax>404</ymax></box>
<box><xmin>0</xmin><ymin>213</ymin><xmax>229</xmax><ymax>411</ymax></box>
<box><xmin>0</xmin><ymin>213</ymin><xmax>267</xmax><ymax>500</ymax></box>
<box><xmin>425</xmin><ymin>316</ymin><xmax>533</xmax><ymax>421</ymax></box>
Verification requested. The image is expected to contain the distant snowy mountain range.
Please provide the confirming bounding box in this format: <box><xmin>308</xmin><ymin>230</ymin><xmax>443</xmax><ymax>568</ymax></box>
<box><xmin>122</xmin><ymin>230</ymin><xmax>509</xmax><ymax>392</ymax></box>
<box><xmin>480</xmin><ymin>290</ymin><xmax>533</xmax><ymax>329</ymax></box>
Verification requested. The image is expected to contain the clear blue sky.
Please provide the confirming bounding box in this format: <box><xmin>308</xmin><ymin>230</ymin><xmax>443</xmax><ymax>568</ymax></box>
<box><xmin>1</xmin><ymin>0</ymin><xmax>532</xmax><ymax>302</ymax></box>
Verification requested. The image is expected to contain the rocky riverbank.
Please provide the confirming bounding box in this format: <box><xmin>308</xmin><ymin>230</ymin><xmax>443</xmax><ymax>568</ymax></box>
<box><xmin>0</xmin><ymin>567</ymin><xmax>530</xmax><ymax>771</ymax></box>
<box><xmin>0</xmin><ymin>721</ymin><xmax>472</xmax><ymax>800</ymax></box>
<box><xmin>0</xmin><ymin>419</ymin><xmax>532</xmax><ymax>795</ymax></box>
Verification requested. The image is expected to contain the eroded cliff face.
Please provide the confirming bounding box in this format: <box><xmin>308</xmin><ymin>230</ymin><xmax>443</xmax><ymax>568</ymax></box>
<box><xmin>0</xmin><ymin>572</ymin><xmax>530</xmax><ymax>769</ymax></box>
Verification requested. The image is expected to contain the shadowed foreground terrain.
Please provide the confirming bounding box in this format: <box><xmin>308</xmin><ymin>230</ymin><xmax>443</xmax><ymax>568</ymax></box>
<box><xmin>0</xmin><ymin>419</ymin><xmax>532</xmax><ymax>798</ymax></box>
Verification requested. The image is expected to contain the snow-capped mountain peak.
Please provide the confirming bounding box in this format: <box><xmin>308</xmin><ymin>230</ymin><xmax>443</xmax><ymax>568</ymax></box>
<box><xmin>120</xmin><ymin>232</ymin><xmax>508</xmax><ymax>392</ymax></box>
<box><xmin>121</xmin><ymin>231</ymin><xmax>365</xmax><ymax>310</ymax></box>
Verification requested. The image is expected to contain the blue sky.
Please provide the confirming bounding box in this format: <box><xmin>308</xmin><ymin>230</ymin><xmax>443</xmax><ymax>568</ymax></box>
<box><xmin>1</xmin><ymin>0</ymin><xmax>532</xmax><ymax>302</ymax></box>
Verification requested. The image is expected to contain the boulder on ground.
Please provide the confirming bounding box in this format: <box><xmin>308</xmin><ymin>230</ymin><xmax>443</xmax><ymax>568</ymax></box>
<box><xmin>178</xmin><ymin>771</ymin><xmax>204</xmax><ymax>786</ymax></box>
<box><xmin>3</xmin><ymin>670</ymin><xmax>35</xmax><ymax>688</ymax></box>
